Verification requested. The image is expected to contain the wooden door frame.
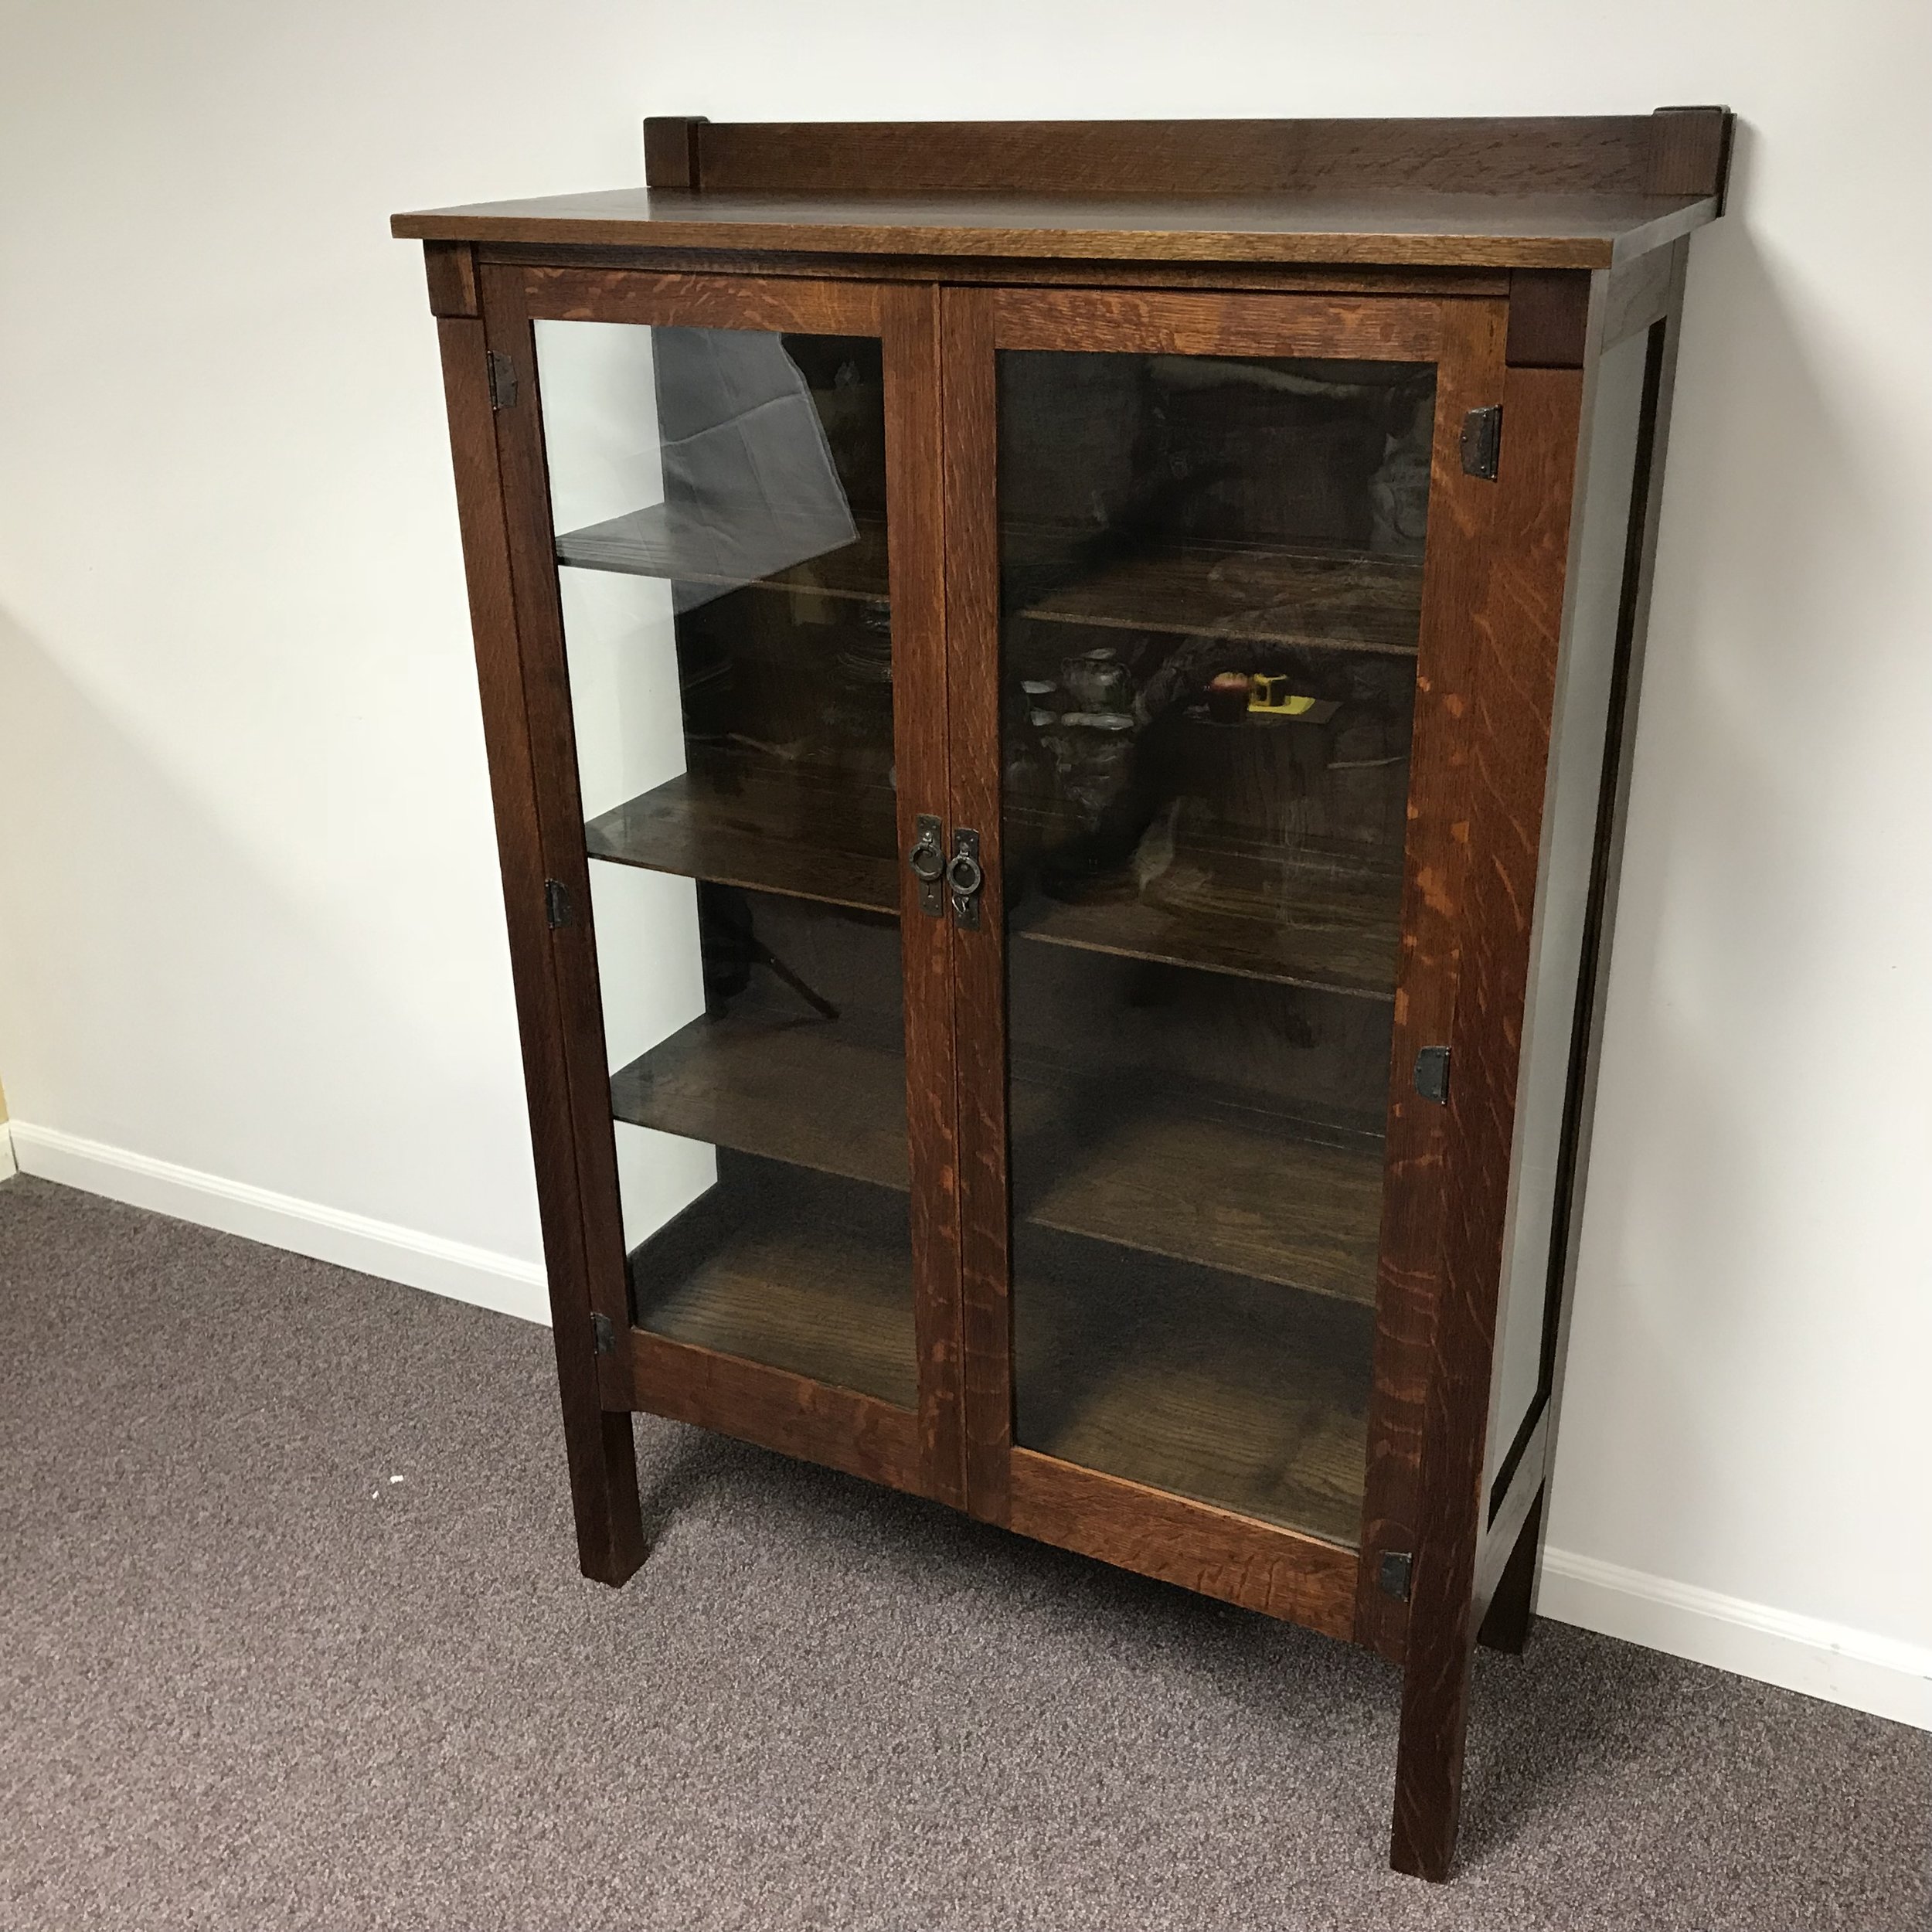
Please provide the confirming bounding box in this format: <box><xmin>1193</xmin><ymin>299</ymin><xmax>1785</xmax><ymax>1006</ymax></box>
<box><xmin>937</xmin><ymin>282</ymin><xmax>1510</xmax><ymax>1645</ymax></box>
<box><xmin>454</xmin><ymin>259</ymin><xmax>965</xmax><ymax>1529</ymax></box>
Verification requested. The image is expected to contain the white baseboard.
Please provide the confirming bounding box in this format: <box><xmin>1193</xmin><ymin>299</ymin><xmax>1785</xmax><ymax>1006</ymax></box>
<box><xmin>1537</xmin><ymin>1546</ymin><xmax>1932</xmax><ymax>1731</ymax></box>
<box><xmin>0</xmin><ymin>1118</ymin><xmax>16</xmax><ymax>1182</ymax></box>
<box><xmin>8</xmin><ymin>1120</ymin><xmax>549</xmax><ymax>1326</ymax></box>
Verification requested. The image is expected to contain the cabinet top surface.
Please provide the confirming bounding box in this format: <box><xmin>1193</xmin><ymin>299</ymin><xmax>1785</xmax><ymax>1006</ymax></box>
<box><xmin>392</xmin><ymin>111</ymin><xmax>1731</xmax><ymax>271</ymax></box>
<box><xmin>389</xmin><ymin>185</ymin><xmax>1712</xmax><ymax>270</ymax></box>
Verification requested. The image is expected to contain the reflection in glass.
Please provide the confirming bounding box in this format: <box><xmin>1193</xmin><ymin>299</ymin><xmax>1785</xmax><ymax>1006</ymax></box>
<box><xmin>534</xmin><ymin>321</ymin><xmax>914</xmax><ymax>1406</ymax></box>
<box><xmin>999</xmin><ymin>350</ymin><xmax>1436</xmax><ymax>1543</ymax></box>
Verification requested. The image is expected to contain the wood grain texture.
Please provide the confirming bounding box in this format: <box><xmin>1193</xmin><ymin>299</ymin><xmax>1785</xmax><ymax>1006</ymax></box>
<box><xmin>1015</xmin><ymin>539</ymin><xmax>1423</xmax><ymax>653</ymax></box>
<box><xmin>643</xmin><ymin>115</ymin><xmax>705</xmax><ymax>190</ymax></box>
<box><xmin>1009</xmin><ymin>1450</ymin><xmax>1360</xmax><ymax>1638</ymax></box>
<box><xmin>1352</xmin><ymin>296</ymin><xmax>1509</xmax><ymax>1664</ymax></box>
<box><xmin>1600</xmin><ymin>245</ymin><xmax>1676</xmax><ymax>348</ymax></box>
<box><xmin>585</xmin><ymin>755</ymin><xmax>902</xmax><ymax>917</ymax></box>
<box><xmin>479</xmin><ymin>266</ymin><xmax>641</xmax><ymax>1414</ymax></box>
<box><xmin>652</xmin><ymin>113</ymin><xmax>1731</xmax><ymax>201</ymax></box>
<box><xmin>1644</xmin><ymin>107</ymin><xmax>1735</xmax><ymax>207</ymax></box>
<box><xmin>1014</xmin><ymin>1228</ymin><xmax>1375</xmax><ymax>1544</ymax></box>
<box><xmin>1389</xmin><ymin>364</ymin><xmax>1586</xmax><ymax>1883</ymax></box>
<box><xmin>882</xmin><ymin>278</ymin><xmax>968</xmax><ymax>1509</ymax></box>
<box><xmin>518</xmin><ymin>263</ymin><xmax>883</xmax><ymax>333</ymax></box>
<box><xmin>393</xmin><ymin>187</ymin><xmax>1716</xmax><ymax>271</ymax></box>
<box><xmin>423</xmin><ymin>240</ymin><xmax>478</xmax><ymax>318</ymax></box>
<box><xmin>482</xmin><ymin>243</ymin><xmax>1511</xmax><ymax>298</ymax></box>
<box><xmin>631</xmin><ymin>1330</ymin><xmax>923</xmax><ymax>1495</ymax></box>
<box><xmin>991</xmin><ymin>287</ymin><xmax>1441</xmax><ymax>359</ymax></box>
<box><xmin>436</xmin><ymin>300</ymin><xmax>644</xmax><ymax>1587</ymax></box>
<box><xmin>940</xmin><ymin>284</ymin><xmax>1013</xmax><ymax>1526</ymax></box>
<box><xmin>1505</xmin><ymin>269</ymin><xmax>1591</xmax><ymax>369</ymax></box>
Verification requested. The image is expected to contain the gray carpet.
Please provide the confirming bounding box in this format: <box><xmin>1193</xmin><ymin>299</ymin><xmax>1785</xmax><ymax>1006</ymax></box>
<box><xmin>0</xmin><ymin>1174</ymin><xmax>1924</xmax><ymax>1930</ymax></box>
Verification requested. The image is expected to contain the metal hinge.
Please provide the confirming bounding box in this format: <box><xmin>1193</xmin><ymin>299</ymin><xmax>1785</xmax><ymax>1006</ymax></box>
<box><xmin>591</xmin><ymin>1311</ymin><xmax>616</xmax><ymax>1355</ymax></box>
<box><xmin>544</xmin><ymin>878</ymin><xmax>573</xmax><ymax>930</ymax></box>
<box><xmin>1461</xmin><ymin>404</ymin><xmax>1502</xmax><ymax>480</ymax></box>
<box><xmin>1414</xmin><ymin>1045</ymin><xmax>1451</xmax><ymax>1104</ymax></box>
<box><xmin>1379</xmin><ymin>1550</ymin><xmax>1414</xmax><ymax>1602</ymax></box>
<box><xmin>487</xmin><ymin>350</ymin><xmax>518</xmax><ymax>410</ymax></box>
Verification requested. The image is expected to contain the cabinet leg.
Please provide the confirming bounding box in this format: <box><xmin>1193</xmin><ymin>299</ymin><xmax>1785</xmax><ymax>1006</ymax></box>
<box><xmin>555</xmin><ymin>1351</ymin><xmax>646</xmax><ymax>1587</ymax></box>
<box><xmin>1478</xmin><ymin>1488</ymin><xmax>1543</xmax><ymax>1656</ymax></box>
<box><xmin>1389</xmin><ymin>1615</ymin><xmax>1475</xmax><ymax>1883</ymax></box>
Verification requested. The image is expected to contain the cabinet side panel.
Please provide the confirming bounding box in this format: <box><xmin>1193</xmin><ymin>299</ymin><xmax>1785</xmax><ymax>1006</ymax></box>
<box><xmin>1482</xmin><ymin>324</ymin><xmax>1652</xmax><ymax>1511</ymax></box>
<box><xmin>1391</xmin><ymin>362</ymin><xmax>1584</xmax><ymax>1879</ymax></box>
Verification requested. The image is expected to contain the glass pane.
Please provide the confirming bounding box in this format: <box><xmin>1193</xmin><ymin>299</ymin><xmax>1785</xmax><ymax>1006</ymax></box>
<box><xmin>998</xmin><ymin>349</ymin><xmax>1436</xmax><ymax>1543</ymax></box>
<box><xmin>534</xmin><ymin>320</ymin><xmax>913</xmax><ymax>1409</ymax></box>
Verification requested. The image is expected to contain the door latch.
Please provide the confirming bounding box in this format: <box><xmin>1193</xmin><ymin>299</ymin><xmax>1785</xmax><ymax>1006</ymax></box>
<box><xmin>947</xmin><ymin>828</ymin><xmax>984</xmax><ymax>930</ymax></box>
<box><xmin>908</xmin><ymin>814</ymin><xmax>945</xmax><ymax>917</ymax></box>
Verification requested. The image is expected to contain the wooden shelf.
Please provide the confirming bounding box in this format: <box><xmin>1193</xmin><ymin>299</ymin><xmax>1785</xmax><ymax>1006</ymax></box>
<box><xmin>587</xmin><ymin>748</ymin><xmax>1400</xmax><ymax>993</ymax></box>
<box><xmin>628</xmin><ymin>1154</ymin><xmax>916</xmax><ymax>1410</ymax></box>
<box><xmin>585</xmin><ymin>748</ymin><xmax>901</xmax><ymax>916</ymax></box>
<box><xmin>556</xmin><ymin>505</ymin><xmax>889</xmax><ymax>601</ymax></box>
<box><xmin>1014</xmin><ymin>538</ymin><xmax>1423</xmax><ymax>655</ymax></box>
<box><xmin>1014</xmin><ymin>1222</ymin><xmax>1373</xmax><ymax>1545</ymax></box>
<box><xmin>612</xmin><ymin>1002</ymin><xmax>1383</xmax><ymax>1305</ymax></box>
<box><xmin>1012</xmin><ymin>839</ymin><xmax>1403</xmax><ymax>1000</ymax></box>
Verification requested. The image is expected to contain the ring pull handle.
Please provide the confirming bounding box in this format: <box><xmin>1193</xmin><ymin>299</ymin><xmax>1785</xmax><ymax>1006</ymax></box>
<box><xmin>948</xmin><ymin>828</ymin><xmax>984</xmax><ymax>930</ymax></box>
<box><xmin>908</xmin><ymin>814</ymin><xmax>945</xmax><ymax>917</ymax></box>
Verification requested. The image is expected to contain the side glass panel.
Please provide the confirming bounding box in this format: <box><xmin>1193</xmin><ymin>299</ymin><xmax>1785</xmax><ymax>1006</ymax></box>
<box><xmin>997</xmin><ymin>349</ymin><xmax>1436</xmax><ymax>1543</ymax></box>
<box><xmin>533</xmin><ymin>321</ymin><xmax>915</xmax><ymax>1410</ymax></box>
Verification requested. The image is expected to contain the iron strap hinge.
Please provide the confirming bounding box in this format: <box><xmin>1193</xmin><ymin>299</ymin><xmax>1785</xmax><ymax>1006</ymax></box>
<box><xmin>544</xmin><ymin>879</ymin><xmax>573</xmax><ymax>930</ymax></box>
<box><xmin>487</xmin><ymin>349</ymin><xmax>519</xmax><ymax>411</ymax></box>
<box><xmin>1413</xmin><ymin>1045</ymin><xmax>1451</xmax><ymax>1105</ymax></box>
<box><xmin>1461</xmin><ymin>404</ymin><xmax>1502</xmax><ymax>481</ymax></box>
<box><xmin>1378</xmin><ymin>1550</ymin><xmax>1414</xmax><ymax>1602</ymax></box>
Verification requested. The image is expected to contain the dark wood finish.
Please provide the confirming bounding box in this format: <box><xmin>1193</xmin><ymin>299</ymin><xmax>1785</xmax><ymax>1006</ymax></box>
<box><xmin>395</xmin><ymin>188</ymin><xmax>1715</xmax><ymax>272</ymax></box>
<box><xmin>881</xmin><ymin>278</ymin><xmax>968</xmax><ymax>1509</ymax></box>
<box><xmin>408</xmin><ymin>113</ymin><xmax>1724</xmax><ymax>1886</ymax></box>
<box><xmin>1644</xmin><ymin>105</ymin><xmax>1735</xmax><ymax>207</ymax></box>
<box><xmin>485</xmin><ymin>241</ymin><xmax>1512</xmax><ymax>297</ymax></box>
<box><xmin>1352</xmin><ymin>294</ymin><xmax>1509</xmax><ymax>1663</ymax></box>
<box><xmin>941</xmin><ymin>284</ymin><xmax>1013</xmax><ymax>1526</ymax></box>
<box><xmin>991</xmin><ymin>286</ymin><xmax>1441</xmax><ymax>359</ymax></box>
<box><xmin>631</xmin><ymin>1331</ymin><xmax>923</xmax><ymax>1494</ymax></box>
<box><xmin>643</xmin><ymin>110</ymin><xmax>1732</xmax><ymax>202</ymax></box>
<box><xmin>1505</xmin><ymin>268</ymin><xmax>1591</xmax><ymax>369</ymax></box>
<box><xmin>1015</xmin><ymin>1226</ymin><xmax>1375</xmax><ymax>1543</ymax></box>
<box><xmin>478</xmin><ymin>264</ymin><xmax>643</xmax><ymax>1406</ymax></box>
<box><xmin>585</xmin><ymin>755</ymin><xmax>900</xmax><ymax>917</ymax></box>
<box><xmin>1015</xmin><ymin>539</ymin><xmax>1423</xmax><ymax>654</ymax></box>
<box><xmin>1389</xmin><ymin>364</ymin><xmax>1585</xmax><ymax>1883</ymax></box>
<box><xmin>423</xmin><ymin>240</ymin><xmax>478</xmax><ymax>318</ymax></box>
<box><xmin>1600</xmin><ymin>244</ymin><xmax>1676</xmax><ymax>348</ymax></box>
<box><xmin>433</xmin><ymin>306</ymin><xmax>644</xmax><ymax>1585</ymax></box>
<box><xmin>630</xmin><ymin>1156</ymin><xmax>915</xmax><ymax>1409</ymax></box>
<box><xmin>1009</xmin><ymin>1450</ymin><xmax>1359</xmax><ymax>1638</ymax></box>
<box><xmin>608</xmin><ymin>1001</ymin><xmax>1383</xmax><ymax>1300</ymax></box>
<box><xmin>643</xmin><ymin>114</ymin><xmax>705</xmax><ymax>190</ymax></box>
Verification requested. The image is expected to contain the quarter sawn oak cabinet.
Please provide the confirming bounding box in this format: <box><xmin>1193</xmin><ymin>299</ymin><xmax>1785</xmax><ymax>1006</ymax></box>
<box><xmin>395</xmin><ymin>110</ymin><xmax>1732</xmax><ymax>1881</ymax></box>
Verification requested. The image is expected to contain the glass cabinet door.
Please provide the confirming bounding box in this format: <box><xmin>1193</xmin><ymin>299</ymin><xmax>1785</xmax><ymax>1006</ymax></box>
<box><xmin>995</xmin><ymin>338</ymin><xmax>1437</xmax><ymax>1545</ymax></box>
<box><xmin>532</xmin><ymin>314</ymin><xmax>921</xmax><ymax>1413</ymax></box>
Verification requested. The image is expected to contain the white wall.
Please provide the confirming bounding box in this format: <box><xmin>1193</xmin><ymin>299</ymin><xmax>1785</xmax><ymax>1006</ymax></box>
<box><xmin>2</xmin><ymin>2</ymin><xmax>1927</xmax><ymax>1723</ymax></box>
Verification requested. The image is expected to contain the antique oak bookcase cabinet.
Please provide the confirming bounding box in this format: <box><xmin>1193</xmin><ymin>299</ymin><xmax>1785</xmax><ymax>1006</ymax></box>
<box><xmin>395</xmin><ymin>109</ymin><xmax>1731</xmax><ymax>1880</ymax></box>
